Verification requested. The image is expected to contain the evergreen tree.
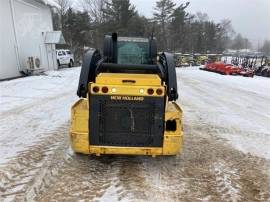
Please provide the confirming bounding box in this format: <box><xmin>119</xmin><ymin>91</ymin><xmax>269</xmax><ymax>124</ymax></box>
<box><xmin>153</xmin><ymin>0</ymin><xmax>176</xmax><ymax>50</ymax></box>
<box><xmin>102</xmin><ymin>0</ymin><xmax>137</xmax><ymax>35</ymax></box>
<box><xmin>62</xmin><ymin>8</ymin><xmax>92</xmax><ymax>60</ymax></box>
<box><xmin>169</xmin><ymin>3</ymin><xmax>190</xmax><ymax>52</ymax></box>
<box><xmin>49</xmin><ymin>0</ymin><xmax>252</xmax><ymax>58</ymax></box>
<box><xmin>127</xmin><ymin>15</ymin><xmax>151</xmax><ymax>37</ymax></box>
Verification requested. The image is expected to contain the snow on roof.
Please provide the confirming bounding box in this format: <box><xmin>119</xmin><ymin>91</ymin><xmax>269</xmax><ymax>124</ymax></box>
<box><xmin>38</xmin><ymin>0</ymin><xmax>60</xmax><ymax>9</ymax></box>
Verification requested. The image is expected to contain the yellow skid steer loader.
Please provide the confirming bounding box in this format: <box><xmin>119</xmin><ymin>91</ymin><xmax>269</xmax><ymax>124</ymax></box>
<box><xmin>70</xmin><ymin>33</ymin><xmax>183</xmax><ymax>156</ymax></box>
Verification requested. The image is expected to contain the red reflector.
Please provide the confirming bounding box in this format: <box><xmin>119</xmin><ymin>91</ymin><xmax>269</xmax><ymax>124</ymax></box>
<box><xmin>93</xmin><ymin>86</ymin><xmax>99</xmax><ymax>93</ymax></box>
<box><xmin>156</xmin><ymin>88</ymin><xmax>163</xmax><ymax>95</ymax></box>
<box><xmin>102</xmin><ymin>86</ymin><xmax>109</xmax><ymax>93</ymax></box>
<box><xmin>147</xmin><ymin>88</ymin><xmax>154</xmax><ymax>95</ymax></box>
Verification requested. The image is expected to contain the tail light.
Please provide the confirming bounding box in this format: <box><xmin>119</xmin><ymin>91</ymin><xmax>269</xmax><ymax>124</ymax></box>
<box><xmin>93</xmin><ymin>86</ymin><xmax>99</xmax><ymax>93</ymax></box>
<box><xmin>156</xmin><ymin>88</ymin><xmax>163</xmax><ymax>95</ymax></box>
<box><xmin>102</xmin><ymin>86</ymin><xmax>109</xmax><ymax>93</ymax></box>
<box><xmin>147</xmin><ymin>88</ymin><xmax>154</xmax><ymax>95</ymax></box>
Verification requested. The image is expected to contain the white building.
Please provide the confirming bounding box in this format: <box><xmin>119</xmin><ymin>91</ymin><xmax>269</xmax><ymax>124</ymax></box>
<box><xmin>0</xmin><ymin>0</ymin><xmax>65</xmax><ymax>80</ymax></box>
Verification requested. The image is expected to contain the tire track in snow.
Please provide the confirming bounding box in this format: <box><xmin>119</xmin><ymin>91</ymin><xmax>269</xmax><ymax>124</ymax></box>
<box><xmin>212</xmin><ymin>161</ymin><xmax>242</xmax><ymax>202</ymax></box>
<box><xmin>1</xmin><ymin>119</ymin><xmax>270</xmax><ymax>201</ymax></box>
<box><xmin>1</xmin><ymin>68</ymin><xmax>270</xmax><ymax>201</ymax></box>
<box><xmin>0</xmin><ymin>124</ymin><xmax>68</xmax><ymax>201</ymax></box>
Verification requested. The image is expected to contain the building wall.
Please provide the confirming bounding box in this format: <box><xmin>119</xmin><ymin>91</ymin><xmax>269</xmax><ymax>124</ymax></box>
<box><xmin>0</xmin><ymin>0</ymin><xmax>56</xmax><ymax>80</ymax></box>
<box><xmin>0</xmin><ymin>0</ymin><xmax>19</xmax><ymax>79</ymax></box>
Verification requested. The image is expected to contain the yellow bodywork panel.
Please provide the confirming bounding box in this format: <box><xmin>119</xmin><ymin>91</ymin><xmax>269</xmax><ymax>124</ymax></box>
<box><xmin>91</xmin><ymin>73</ymin><xmax>164</xmax><ymax>97</ymax></box>
<box><xmin>163</xmin><ymin>102</ymin><xmax>183</xmax><ymax>155</ymax></box>
<box><xmin>89</xmin><ymin>83</ymin><xmax>165</xmax><ymax>97</ymax></box>
<box><xmin>95</xmin><ymin>73</ymin><xmax>162</xmax><ymax>86</ymax></box>
<box><xmin>70</xmin><ymin>99</ymin><xmax>89</xmax><ymax>154</ymax></box>
<box><xmin>70</xmin><ymin>73</ymin><xmax>183</xmax><ymax>156</ymax></box>
<box><xmin>70</xmin><ymin>99</ymin><xmax>183</xmax><ymax>156</ymax></box>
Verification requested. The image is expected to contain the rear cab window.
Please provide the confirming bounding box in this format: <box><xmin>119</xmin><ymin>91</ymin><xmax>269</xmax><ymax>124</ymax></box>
<box><xmin>117</xmin><ymin>37</ymin><xmax>149</xmax><ymax>65</ymax></box>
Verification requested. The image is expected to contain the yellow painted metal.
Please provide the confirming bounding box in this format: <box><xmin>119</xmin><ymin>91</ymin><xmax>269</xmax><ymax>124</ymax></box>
<box><xmin>89</xmin><ymin>73</ymin><xmax>165</xmax><ymax>97</ymax></box>
<box><xmin>89</xmin><ymin>83</ymin><xmax>165</xmax><ymax>97</ymax></box>
<box><xmin>95</xmin><ymin>73</ymin><xmax>162</xmax><ymax>86</ymax></box>
<box><xmin>163</xmin><ymin>102</ymin><xmax>183</xmax><ymax>155</ymax></box>
<box><xmin>70</xmin><ymin>99</ymin><xmax>183</xmax><ymax>156</ymax></box>
<box><xmin>69</xmin><ymin>73</ymin><xmax>183</xmax><ymax>156</ymax></box>
<box><xmin>70</xmin><ymin>99</ymin><xmax>89</xmax><ymax>154</ymax></box>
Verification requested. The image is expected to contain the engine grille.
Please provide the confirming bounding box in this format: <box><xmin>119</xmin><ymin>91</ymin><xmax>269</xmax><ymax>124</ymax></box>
<box><xmin>89</xmin><ymin>95</ymin><xmax>164</xmax><ymax>147</ymax></box>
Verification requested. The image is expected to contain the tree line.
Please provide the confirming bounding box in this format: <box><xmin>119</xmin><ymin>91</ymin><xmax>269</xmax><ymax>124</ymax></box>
<box><xmin>52</xmin><ymin>0</ymin><xmax>270</xmax><ymax>61</ymax></box>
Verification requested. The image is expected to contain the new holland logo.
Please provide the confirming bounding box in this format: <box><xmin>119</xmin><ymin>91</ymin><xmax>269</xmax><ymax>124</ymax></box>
<box><xmin>110</xmin><ymin>96</ymin><xmax>144</xmax><ymax>101</ymax></box>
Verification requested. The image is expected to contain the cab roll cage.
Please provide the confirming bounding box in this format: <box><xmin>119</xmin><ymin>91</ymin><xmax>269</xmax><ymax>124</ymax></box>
<box><xmin>77</xmin><ymin>33</ymin><xmax>178</xmax><ymax>101</ymax></box>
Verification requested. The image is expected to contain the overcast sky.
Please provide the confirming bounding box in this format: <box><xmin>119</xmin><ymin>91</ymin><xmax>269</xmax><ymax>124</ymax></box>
<box><xmin>130</xmin><ymin>0</ymin><xmax>270</xmax><ymax>47</ymax></box>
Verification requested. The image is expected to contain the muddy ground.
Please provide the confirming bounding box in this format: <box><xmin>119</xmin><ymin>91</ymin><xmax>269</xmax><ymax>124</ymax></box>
<box><xmin>1</xmin><ymin>68</ymin><xmax>270</xmax><ymax>201</ymax></box>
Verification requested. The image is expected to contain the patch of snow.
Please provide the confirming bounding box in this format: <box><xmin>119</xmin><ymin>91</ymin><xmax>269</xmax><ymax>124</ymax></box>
<box><xmin>177</xmin><ymin>67</ymin><xmax>270</xmax><ymax>159</ymax></box>
<box><xmin>41</xmin><ymin>0</ymin><xmax>60</xmax><ymax>9</ymax></box>
<box><xmin>212</xmin><ymin>161</ymin><xmax>241</xmax><ymax>202</ymax></box>
<box><xmin>0</xmin><ymin>67</ymin><xmax>80</xmax><ymax>165</ymax></box>
<box><xmin>98</xmin><ymin>184</ymin><xmax>122</xmax><ymax>202</ymax></box>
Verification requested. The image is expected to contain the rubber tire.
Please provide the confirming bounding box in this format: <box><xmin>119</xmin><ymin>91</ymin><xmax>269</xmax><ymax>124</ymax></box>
<box><xmin>69</xmin><ymin>60</ymin><xmax>74</xmax><ymax>68</ymax></box>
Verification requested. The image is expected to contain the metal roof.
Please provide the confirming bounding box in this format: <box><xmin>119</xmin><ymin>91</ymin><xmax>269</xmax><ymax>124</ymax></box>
<box><xmin>35</xmin><ymin>0</ymin><xmax>60</xmax><ymax>8</ymax></box>
<box><xmin>44</xmin><ymin>31</ymin><xmax>66</xmax><ymax>44</ymax></box>
<box><xmin>118</xmin><ymin>37</ymin><xmax>149</xmax><ymax>43</ymax></box>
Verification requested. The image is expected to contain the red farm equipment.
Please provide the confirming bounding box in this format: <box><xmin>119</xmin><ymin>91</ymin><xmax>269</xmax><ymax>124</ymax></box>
<box><xmin>200</xmin><ymin>55</ymin><xmax>255</xmax><ymax>77</ymax></box>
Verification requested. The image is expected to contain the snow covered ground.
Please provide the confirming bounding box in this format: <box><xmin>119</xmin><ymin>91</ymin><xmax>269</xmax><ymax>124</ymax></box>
<box><xmin>0</xmin><ymin>66</ymin><xmax>269</xmax><ymax>162</ymax></box>
<box><xmin>177</xmin><ymin>67</ymin><xmax>270</xmax><ymax>160</ymax></box>
<box><xmin>0</xmin><ymin>67</ymin><xmax>80</xmax><ymax>164</ymax></box>
<box><xmin>0</xmin><ymin>66</ymin><xmax>270</xmax><ymax>201</ymax></box>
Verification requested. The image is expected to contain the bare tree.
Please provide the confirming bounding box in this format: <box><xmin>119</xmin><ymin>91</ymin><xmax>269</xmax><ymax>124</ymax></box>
<box><xmin>78</xmin><ymin>0</ymin><xmax>106</xmax><ymax>23</ymax></box>
<box><xmin>217</xmin><ymin>19</ymin><xmax>235</xmax><ymax>50</ymax></box>
<box><xmin>231</xmin><ymin>33</ymin><xmax>252</xmax><ymax>50</ymax></box>
<box><xmin>53</xmin><ymin>0</ymin><xmax>71</xmax><ymax>29</ymax></box>
<box><xmin>196</xmin><ymin>12</ymin><xmax>209</xmax><ymax>22</ymax></box>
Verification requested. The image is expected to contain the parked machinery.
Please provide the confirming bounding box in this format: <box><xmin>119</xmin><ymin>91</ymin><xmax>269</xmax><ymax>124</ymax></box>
<box><xmin>200</xmin><ymin>54</ymin><xmax>254</xmax><ymax>77</ymax></box>
<box><xmin>182</xmin><ymin>54</ymin><xmax>194</xmax><ymax>66</ymax></box>
<box><xmin>193</xmin><ymin>54</ymin><xmax>208</xmax><ymax>66</ymax></box>
<box><xmin>174</xmin><ymin>53</ymin><xmax>194</xmax><ymax>67</ymax></box>
<box><xmin>207</xmin><ymin>54</ymin><xmax>222</xmax><ymax>63</ymax></box>
<box><xmin>70</xmin><ymin>33</ymin><xmax>183</xmax><ymax>156</ymax></box>
<box><xmin>255</xmin><ymin>56</ymin><xmax>270</xmax><ymax>77</ymax></box>
<box><xmin>174</xmin><ymin>52</ymin><xmax>182</xmax><ymax>67</ymax></box>
<box><xmin>174</xmin><ymin>53</ymin><xmax>208</xmax><ymax>67</ymax></box>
